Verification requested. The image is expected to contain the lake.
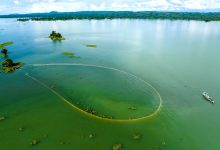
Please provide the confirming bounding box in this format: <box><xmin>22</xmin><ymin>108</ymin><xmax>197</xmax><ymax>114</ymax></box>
<box><xmin>0</xmin><ymin>19</ymin><xmax>220</xmax><ymax>150</ymax></box>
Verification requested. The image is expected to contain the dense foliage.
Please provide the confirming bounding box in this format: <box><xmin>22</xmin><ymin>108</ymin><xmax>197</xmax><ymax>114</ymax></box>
<box><xmin>0</xmin><ymin>42</ymin><xmax>23</xmax><ymax>73</ymax></box>
<box><xmin>49</xmin><ymin>31</ymin><xmax>65</xmax><ymax>41</ymax></box>
<box><xmin>0</xmin><ymin>11</ymin><xmax>220</xmax><ymax>21</ymax></box>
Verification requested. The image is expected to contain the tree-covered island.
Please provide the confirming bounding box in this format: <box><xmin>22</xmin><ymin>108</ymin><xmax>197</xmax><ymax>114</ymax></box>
<box><xmin>0</xmin><ymin>42</ymin><xmax>23</xmax><ymax>73</ymax></box>
<box><xmin>49</xmin><ymin>31</ymin><xmax>65</xmax><ymax>41</ymax></box>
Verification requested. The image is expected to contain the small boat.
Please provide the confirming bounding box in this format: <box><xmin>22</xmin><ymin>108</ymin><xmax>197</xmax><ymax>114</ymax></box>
<box><xmin>202</xmin><ymin>92</ymin><xmax>214</xmax><ymax>103</ymax></box>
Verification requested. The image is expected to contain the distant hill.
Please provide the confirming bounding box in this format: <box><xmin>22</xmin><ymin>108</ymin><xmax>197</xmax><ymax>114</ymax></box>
<box><xmin>1</xmin><ymin>11</ymin><xmax>220</xmax><ymax>21</ymax></box>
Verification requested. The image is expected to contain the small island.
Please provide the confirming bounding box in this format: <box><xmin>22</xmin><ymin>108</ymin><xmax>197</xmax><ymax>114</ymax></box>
<box><xmin>49</xmin><ymin>31</ymin><xmax>65</xmax><ymax>41</ymax></box>
<box><xmin>1</xmin><ymin>48</ymin><xmax>7</xmax><ymax>56</ymax></box>
<box><xmin>0</xmin><ymin>42</ymin><xmax>23</xmax><ymax>73</ymax></box>
<box><xmin>17</xmin><ymin>18</ymin><xmax>30</xmax><ymax>22</ymax></box>
<box><xmin>62</xmin><ymin>51</ymin><xmax>80</xmax><ymax>58</ymax></box>
<box><xmin>85</xmin><ymin>44</ymin><xmax>97</xmax><ymax>48</ymax></box>
<box><xmin>0</xmin><ymin>41</ymin><xmax>13</xmax><ymax>57</ymax></box>
<box><xmin>1</xmin><ymin>59</ymin><xmax>23</xmax><ymax>73</ymax></box>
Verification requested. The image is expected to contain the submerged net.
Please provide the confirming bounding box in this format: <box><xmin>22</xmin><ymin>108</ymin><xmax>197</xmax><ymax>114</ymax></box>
<box><xmin>24</xmin><ymin>63</ymin><xmax>162</xmax><ymax>122</ymax></box>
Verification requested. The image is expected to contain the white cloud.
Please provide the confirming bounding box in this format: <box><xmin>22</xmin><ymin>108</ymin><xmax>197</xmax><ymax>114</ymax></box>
<box><xmin>0</xmin><ymin>4</ymin><xmax>6</xmax><ymax>13</ymax></box>
<box><xmin>29</xmin><ymin>1</ymin><xmax>89</xmax><ymax>13</ymax></box>
<box><xmin>1</xmin><ymin>0</ymin><xmax>220</xmax><ymax>14</ymax></box>
<box><xmin>182</xmin><ymin>0</ymin><xmax>220</xmax><ymax>10</ymax></box>
<box><xmin>170</xmin><ymin>0</ymin><xmax>182</xmax><ymax>4</ymax></box>
<box><xmin>26</xmin><ymin>0</ymin><xmax>220</xmax><ymax>12</ymax></box>
<box><xmin>13</xmin><ymin>0</ymin><xmax>19</xmax><ymax>5</ymax></box>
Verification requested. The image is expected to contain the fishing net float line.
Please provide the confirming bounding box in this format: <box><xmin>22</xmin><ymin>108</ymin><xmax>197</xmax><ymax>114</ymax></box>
<box><xmin>24</xmin><ymin>63</ymin><xmax>163</xmax><ymax>123</ymax></box>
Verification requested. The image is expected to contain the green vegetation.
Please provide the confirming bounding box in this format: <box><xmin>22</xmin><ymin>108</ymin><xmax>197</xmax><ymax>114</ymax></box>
<box><xmin>49</xmin><ymin>31</ymin><xmax>65</xmax><ymax>41</ymax></box>
<box><xmin>62</xmin><ymin>52</ymin><xmax>74</xmax><ymax>58</ymax></box>
<box><xmin>81</xmin><ymin>104</ymin><xmax>114</xmax><ymax>119</ymax></box>
<box><xmin>0</xmin><ymin>42</ymin><xmax>23</xmax><ymax>73</ymax></box>
<box><xmin>60</xmin><ymin>141</ymin><xmax>66</xmax><ymax>145</ymax></box>
<box><xmin>0</xmin><ymin>42</ymin><xmax>13</xmax><ymax>48</ymax></box>
<box><xmin>85</xmin><ymin>44</ymin><xmax>97</xmax><ymax>48</ymax></box>
<box><xmin>101</xmin><ymin>114</ymin><xmax>113</xmax><ymax>119</ymax></box>
<box><xmin>162</xmin><ymin>141</ymin><xmax>166</xmax><ymax>145</ymax></box>
<box><xmin>128</xmin><ymin>106</ymin><xmax>137</xmax><ymax>110</ymax></box>
<box><xmin>8</xmin><ymin>11</ymin><xmax>220</xmax><ymax>22</ymax></box>
<box><xmin>0</xmin><ymin>116</ymin><xmax>6</xmax><ymax>121</ymax></box>
<box><xmin>62</xmin><ymin>51</ymin><xmax>80</xmax><ymax>58</ymax></box>
<box><xmin>132</xmin><ymin>133</ymin><xmax>141</xmax><ymax>140</ymax></box>
<box><xmin>18</xmin><ymin>127</ymin><xmax>24</xmax><ymax>132</ymax></box>
<box><xmin>30</xmin><ymin>139</ymin><xmax>40</xmax><ymax>146</ymax></box>
<box><xmin>1</xmin><ymin>48</ymin><xmax>7</xmax><ymax>56</ymax></box>
<box><xmin>84</xmin><ymin>107</ymin><xmax>97</xmax><ymax>115</ymax></box>
<box><xmin>1</xmin><ymin>59</ymin><xmax>23</xmax><ymax>73</ymax></box>
<box><xmin>89</xmin><ymin>134</ymin><xmax>95</xmax><ymax>139</ymax></box>
<box><xmin>112</xmin><ymin>144</ymin><xmax>122</xmax><ymax>150</ymax></box>
<box><xmin>0</xmin><ymin>42</ymin><xmax>13</xmax><ymax>57</ymax></box>
<box><xmin>17</xmin><ymin>18</ymin><xmax>29</xmax><ymax>22</ymax></box>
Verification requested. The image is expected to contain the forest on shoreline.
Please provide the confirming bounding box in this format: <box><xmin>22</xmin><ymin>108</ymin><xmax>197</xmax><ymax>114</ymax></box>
<box><xmin>0</xmin><ymin>11</ymin><xmax>220</xmax><ymax>22</ymax></box>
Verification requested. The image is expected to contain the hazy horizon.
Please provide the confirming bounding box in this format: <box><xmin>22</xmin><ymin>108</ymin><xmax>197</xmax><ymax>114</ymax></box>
<box><xmin>0</xmin><ymin>0</ymin><xmax>220</xmax><ymax>15</ymax></box>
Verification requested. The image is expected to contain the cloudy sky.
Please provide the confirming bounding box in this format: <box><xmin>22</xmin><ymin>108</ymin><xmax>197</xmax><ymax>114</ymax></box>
<box><xmin>0</xmin><ymin>0</ymin><xmax>220</xmax><ymax>15</ymax></box>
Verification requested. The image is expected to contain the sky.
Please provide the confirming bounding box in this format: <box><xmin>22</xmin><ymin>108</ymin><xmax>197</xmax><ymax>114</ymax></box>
<box><xmin>0</xmin><ymin>0</ymin><xmax>220</xmax><ymax>15</ymax></box>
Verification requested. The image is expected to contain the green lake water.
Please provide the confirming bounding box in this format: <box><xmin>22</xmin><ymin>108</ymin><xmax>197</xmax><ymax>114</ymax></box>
<box><xmin>0</xmin><ymin>19</ymin><xmax>220</xmax><ymax>150</ymax></box>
